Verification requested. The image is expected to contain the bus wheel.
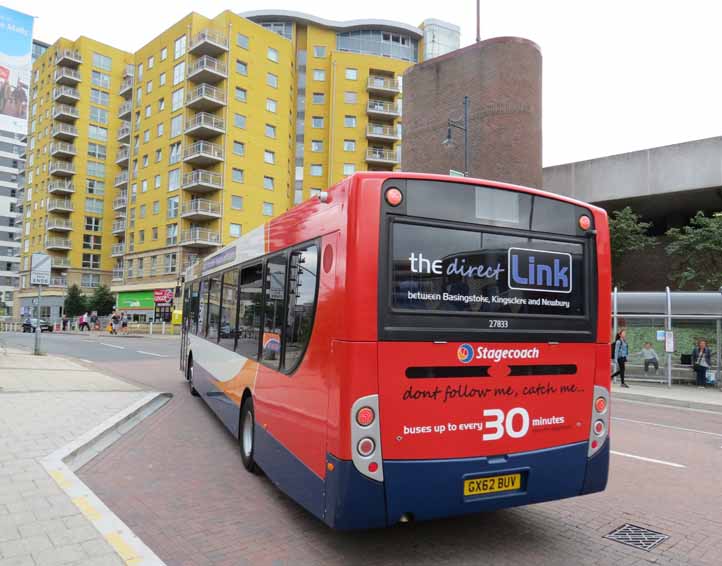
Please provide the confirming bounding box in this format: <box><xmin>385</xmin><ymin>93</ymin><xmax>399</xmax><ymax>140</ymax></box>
<box><xmin>187</xmin><ymin>358</ymin><xmax>199</xmax><ymax>397</ymax></box>
<box><xmin>240</xmin><ymin>398</ymin><xmax>259</xmax><ymax>474</ymax></box>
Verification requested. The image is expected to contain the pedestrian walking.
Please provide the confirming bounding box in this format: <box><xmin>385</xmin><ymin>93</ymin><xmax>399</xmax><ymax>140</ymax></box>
<box><xmin>692</xmin><ymin>339</ymin><xmax>712</xmax><ymax>388</ymax></box>
<box><xmin>611</xmin><ymin>329</ymin><xmax>629</xmax><ymax>387</ymax></box>
<box><xmin>79</xmin><ymin>312</ymin><xmax>90</xmax><ymax>331</ymax></box>
<box><xmin>62</xmin><ymin>314</ymin><xmax>68</xmax><ymax>331</ymax></box>
<box><xmin>90</xmin><ymin>312</ymin><xmax>98</xmax><ymax>330</ymax></box>
<box><xmin>110</xmin><ymin>311</ymin><xmax>120</xmax><ymax>335</ymax></box>
<box><xmin>121</xmin><ymin>312</ymin><xmax>128</xmax><ymax>335</ymax></box>
<box><xmin>635</xmin><ymin>341</ymin><xmax>659</xmax><ymax>375</ymax></box>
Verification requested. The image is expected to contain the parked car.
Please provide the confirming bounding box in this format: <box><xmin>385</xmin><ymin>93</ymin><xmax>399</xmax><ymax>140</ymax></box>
<box><xmin>22</xmin><ymin>318</ymin><xmax>53</xmax><ymax>333</ymax></box>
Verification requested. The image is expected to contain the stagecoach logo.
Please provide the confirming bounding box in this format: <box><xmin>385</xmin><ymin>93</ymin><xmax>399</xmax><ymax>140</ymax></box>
<box><xmin>507</xmin><ymin>248</ymin><xmax>572</xmax><ymax>294</ymax></box>
<box><xmin>457</xmin><ymin>344</ymin><xmax>475</xmax><ymax>364</ymax></box>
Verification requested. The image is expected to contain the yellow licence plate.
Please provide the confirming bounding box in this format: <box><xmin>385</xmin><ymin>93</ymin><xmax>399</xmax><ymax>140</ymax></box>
<box><xmin>464</xmin><ymin>473</ymin><xmax>521</xmax><ymax>497</ymax></box>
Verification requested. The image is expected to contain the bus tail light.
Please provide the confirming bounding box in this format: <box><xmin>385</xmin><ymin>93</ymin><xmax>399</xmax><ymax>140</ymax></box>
<box><xmin>351</xmin><ymin>395</ymin><xmax>383</xmax><ymax>482</ymax></box>
<box><xmin>588</xmin><ymin>385</ymin><xmax>609</xmax><ymax>457</ymax></box>
<box><xmin>385</xmin><ymin>187</ymin><xmax>403</xmax><ymax>206</ymax></box>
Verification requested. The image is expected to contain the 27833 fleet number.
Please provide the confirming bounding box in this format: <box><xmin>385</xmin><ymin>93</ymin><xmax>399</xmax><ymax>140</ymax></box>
<box><xmin>488</xmin><ymin>319</ymin><xmax>509</xmax><ymax>328</ymax></box>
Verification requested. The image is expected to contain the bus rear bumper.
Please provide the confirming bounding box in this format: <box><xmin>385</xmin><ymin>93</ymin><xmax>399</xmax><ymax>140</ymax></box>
<box><xmin>325</xmin><ymin>440</ymin><xmax>609</xmax><ymax>529</ymax></box>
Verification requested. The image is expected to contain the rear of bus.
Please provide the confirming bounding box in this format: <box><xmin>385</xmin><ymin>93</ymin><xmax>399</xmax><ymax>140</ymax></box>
<box><xmin>340</xmin><ymin>175</ymin><xmax>611</xmax><ymax>527</ymax></box>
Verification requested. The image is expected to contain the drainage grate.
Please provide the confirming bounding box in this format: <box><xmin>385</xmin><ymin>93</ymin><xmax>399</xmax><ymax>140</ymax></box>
<box><xmin>605</xmin><ymin>524</ymin><xmax>669</xmax><ymax>551</ymax></box>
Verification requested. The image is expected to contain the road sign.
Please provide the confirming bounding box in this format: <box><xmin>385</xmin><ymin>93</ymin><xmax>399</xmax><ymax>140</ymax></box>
<box><xmin>30</xmin><ymin>253</ymin><xmax>51</xmax><ymax>286</ymax></box>
<box><xmin>449</xmin><ymin>169</ymin><xmax>466</xmax><ymax>177</ymax></box>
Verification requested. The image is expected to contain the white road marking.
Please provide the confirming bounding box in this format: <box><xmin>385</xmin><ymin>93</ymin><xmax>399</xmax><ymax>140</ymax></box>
<box><xmin>615</xmin><ymin>398</ymin><xmax>722</xmax><ymax>416</ymax></box>
<box><xmin>99</xmin><ymin>342</ymin><xmax>125</xmax><ymax>350</ymax></box>
<box><xmin>136</xmin><ymin>350</ymin><xmax>167</xmax><ymax>358</ymax></box>
<box><xmin>613</xmin><ymin>416</ymin><xmax>722</xmax><ymax>438</ymax></box>
<box><xmin>611</xmin><ymin>450</ymin><xmax>686</xmax><ymax>468</ymax></box>
<box><xmin>80</xmin><ymin>359</ymin><xmax>93</xmax><ymax>364</ymax></box>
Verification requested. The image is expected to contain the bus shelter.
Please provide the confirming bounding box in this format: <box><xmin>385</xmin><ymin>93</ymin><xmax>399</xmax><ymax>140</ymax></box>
<box><xmin>612</xmin><ymin>288</ymin><xmax>722</xmax><ymax>388</ymax></box>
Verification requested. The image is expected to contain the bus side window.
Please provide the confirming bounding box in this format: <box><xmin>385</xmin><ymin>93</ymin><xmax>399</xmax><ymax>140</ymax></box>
<box><xmin>207</xmin><ymin>275</ymin><xmax>222</xmax><ymax>343</ymax></box>
<box><xmin>197</xmin><ymin>278</ymin><xmax>209</xmax><ymax>338</ymax></box>
<box><xmin>219</xmin><ymin>269</ymin><xmax>239</xmax><ymax>352</ymax></box>
<box><xmin>237</xmin><ymin>263</ymin><xmax>263</xmax><ymax>360</ymax></box>
<box><xmin>190</xmin><ymin>282</ymin><xmax>200</xmax><ymax>335</ymax></box>
<box><xmin>261</xmin><ymin>253</ymin><xmax>287</xmax><ymax>369</ymax></box>
<box><xmin>284</xmin><ymin>244</ymin><xmax>319</xmax><ymax>372</ymax></box>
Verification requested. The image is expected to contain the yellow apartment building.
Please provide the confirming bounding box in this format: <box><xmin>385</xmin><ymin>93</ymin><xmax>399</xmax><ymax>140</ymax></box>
<box><xmin>16</xmin><ymin>10</ymin><xmax>459</xmax><ymax>321</ymax></box>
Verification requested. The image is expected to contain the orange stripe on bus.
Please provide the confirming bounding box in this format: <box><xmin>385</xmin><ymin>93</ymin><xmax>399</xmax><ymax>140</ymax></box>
<box><xmin>210</xmin><ymin>359</ymin><xmax>259</xmax><ymax>406</ymax></box>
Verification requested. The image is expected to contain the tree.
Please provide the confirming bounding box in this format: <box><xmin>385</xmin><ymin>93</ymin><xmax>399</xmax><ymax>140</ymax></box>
<box><xmin>64</xmin><ymin>284</ymin><xmax>87</xmax><ymax>317</ymax></box>
<box><xmin>666</xmin><ymin>212</ymin><xmax>722</xmax><ymax>289</ymax></box>
<box><xmin>88</xmin><ymin>285</ymin><xmax>115</xmax><ymax>315</ymax></box>
<box><xmin>608</xmin><ymin>207</ymin><xmax>654</xmax><ymax>286</ymax></box>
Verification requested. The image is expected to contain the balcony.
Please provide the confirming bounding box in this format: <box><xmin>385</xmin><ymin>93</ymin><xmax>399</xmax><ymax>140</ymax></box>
<box><xmin>112</xmin><ymin>220</ymin><xmax>126</xmax><ymax>234</ymax></box>
<box><xmin>187</xmin><ymin>55</ymin><xmax>227</xmax><ymax>84</ymax></box>
<box><xmin>185</xmin><ymin>84</ymin><xmax>226</xmax><ymax>111</ymax></box>
<box><xmin>181</xmin><ymin>198</ymin><xmax>222</xmax><ymax>221</ymax></box>
<box><xmin>189</xmin><ymin>29</ymin><xmax>229</xmax><ymax>56</ymax></box>
<box><xmin>185</xmin><ymin>112</ymin><xmax>225</xmax><ymax>139</ymax></box>
<box><xmin>183</xmin><ymin>141</ymin><xmax>224</xmax><ymax>166</ymax></box>
<box><xmin>111</xmin><ymin>243</ymin><xmax>125</xmax><ymax>257</ymax></box>
<box><xmin>367</xmin><ymin>123</ymin><xmax>401</xmax><ymax>142</ymax></box>
<box><xmin>117</xmin><ymin>122</ymin><xmax>131</xmax><ymax>143</ymax></box>
<box><xmin>367</xmin><ymin>99</ymin><xmax>400</xmax><ymax>119</ymax></box>
<box><xmin>52</xmin><ymin>104</ymin><xmax>79</xmax><ymax>122</ymax></box>
<box><xmin>114</xmin><ymin>171</ymin><xmax>129</xmax><ymax>188</ymax></box>
<box><xmin>180</xmin><ymin>228</ymin><xmax>221</xmax><ymax>248</ymax></box>
<box><xmin>54</xmin><ymin>67</ymin><xmax>81</xmax><ymax>85</ymax></box>
<box><xmin>48</xmin><ymin>181</ymin><xmax>75</xmax><ymax>195</ymax></box>
<box><xmin>49</xmin><ymin>142</ymin><xmax>76</xmax><ymax>159</ymax></box>
<box><xmin>119</xmin><ymin>75</ymin><xmax>134</xmax><ymax>97</ymax></box>
<box><xmin>181</xmin><ymin>170</ymin><xmax>223</xmax><ymax>193</ymax></box>
<box><xmin>55</xmin><ymin>49</ymin><xmax>82</xmax><ymax>67</ymax></box>
<box><xmin>49</xmin><ymin>277</ymin><xmax>68</xmax><ymax>288</ymax></box>
<box><xmin>52</xmin><ymin>86</ymin><xmax>80</xmax><ymax>104</ymax></box>
<box><xmin>46</xmin><ymin>218</ymin><xmax>73</xmax><ymax>232</ymax></box>
<box><xmin>47</xmin><ymin>198</ymin><xmax>74</xmax><ymax>213</ymax></box>
<box><xmin>51</xmin><ymin>257</ymin><xmax>71</xmax><ymax>269</ymax></box>
<box><xmin>45</xmin><ymin>237</ymin><xmax>72</xmax><ymax>250</ymax></box>
<box><xmin>112</xmin><ymin>267</ymin><xmax>124</xmax><ymax>281</ymax></box>
<box><xmin>366</xmin><ymin>148</ymin><xmax>400</xmax><ymax>165</ymax></box>
<box><xmin>118</xmin><ymin>100</ymin><xmax>132</xmax><ymax>119</ymax></box>
<box><xmin>112</xmin><ymin>196</ymin><xmax>127</xmax><ymax>210</ymax></box>
<box><xmin>115</xmin><ymin>145</ymin><xmax>130</xmax><ymax>166</ymax></box>
<box><xmin>51</xmin><ymin>123</ymin><xmax>78</xmax><ymax>141</ymax></box>
<box><xmin>49</xmin><ymin>161</ymin><xmax>75</xmax><ymax>177</ymax></box>
<box><xmin>12</xmin><ymin>230</ymin><xmax>21</xmax><ymax>241</ymax></box>
<box><xmin>367</xmin><ymin>75</ymin><xmax>401</xmax><ymax>95</ymax></box>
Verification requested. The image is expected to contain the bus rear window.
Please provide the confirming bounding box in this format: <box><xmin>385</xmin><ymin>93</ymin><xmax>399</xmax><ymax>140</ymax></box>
<box><xmin>391</xmin><ymin>222</ymin><xmax>585</xmax><ymax>317</ymax></box>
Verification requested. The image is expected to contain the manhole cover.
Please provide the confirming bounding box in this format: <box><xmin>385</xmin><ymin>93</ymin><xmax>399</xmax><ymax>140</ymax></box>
<box><xmin>605</xmin><ymin>524</ymin><xmax>669</xmax><ymax>551</ymax></box>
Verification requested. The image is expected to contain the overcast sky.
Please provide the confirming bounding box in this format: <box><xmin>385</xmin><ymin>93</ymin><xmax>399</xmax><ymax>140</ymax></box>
<box><xmin>12</xmin><ymin>0</ymin><xmax>722</xmax><ymax>166</ymax></box>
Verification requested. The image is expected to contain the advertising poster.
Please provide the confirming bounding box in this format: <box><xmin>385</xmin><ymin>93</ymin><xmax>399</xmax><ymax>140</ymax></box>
<box><xmin>0</xmin><ymin>6</ymin><xmax>33</xmax><ymax>134</ymax></box>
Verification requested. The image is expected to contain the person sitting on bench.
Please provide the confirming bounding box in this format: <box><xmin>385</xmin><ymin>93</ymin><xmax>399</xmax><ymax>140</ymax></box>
<box><xmin>636</xmin><ymin>342</ymin><xmax>659</xmax><ymax>374</ymax></box>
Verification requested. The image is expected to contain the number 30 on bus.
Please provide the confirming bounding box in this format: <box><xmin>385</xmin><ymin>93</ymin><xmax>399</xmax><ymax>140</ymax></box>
<box><xmin>180</xmin><ymin>172</ymin><xmax>611</xmax><ymax>529</ymax></box>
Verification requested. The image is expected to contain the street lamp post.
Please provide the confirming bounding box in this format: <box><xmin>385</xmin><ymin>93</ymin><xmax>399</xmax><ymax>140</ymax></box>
<box><xmin>443</xmin><ymin>96</ymin><xmax>470</xmax><ymax>176</ymax></box>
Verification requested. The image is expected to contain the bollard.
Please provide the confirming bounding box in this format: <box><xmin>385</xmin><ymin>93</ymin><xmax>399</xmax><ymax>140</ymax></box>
<box><xmin>149</xmin><ymin>322</ymin><xmax>153</xmax><ymax>336</ymax></box>
<box><xmin>162</xmin><ymin>321</ymin><xmax>166</xmax><ymax>335</ymax></box>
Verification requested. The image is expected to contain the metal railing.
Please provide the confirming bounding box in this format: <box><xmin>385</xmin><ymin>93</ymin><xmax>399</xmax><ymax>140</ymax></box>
<box><xmin>52</xmin><ymin>86</ymin><xmax>80</xmax><ymax>101</ymax></box>
<box><xmin>50</xmin><ymin>142</ymin><xmax>76</xmax><ymax>156</ymax></box>
<box><xmin>55</xmin><ymin>49</ymin><xmax>82</xmax><ymax>65</ymax></box>
<box><xmin>117</xmin><ymin>122</ymin><xmax>131</xmax><ymax>140</ymax></box>
<box><xmin>48</xmin><ymin>181</ymin><xmax>75</xmax><ymax>194</ymax></box>
<box><xmin>46</xmin><ymin>218</ymin><xmax>73</xmax><ymax>230</ymax></box>
<box><xmin>112</xmin><ymin>196</ymin><xmax>127</xmax><ymax>209</ymax></box>
<box><xmin>116</xmin><ymin>146</ymin><xmax>130</xmax><ymax>162</ymax></box>
<box><xmin>181</xmin><ymin>228</ymin><xmax>221</xmax><ymax>245</ymax></box>
<box><xmin>118</xmin><ymin>101</ymin><xmax>132</xmax><ymax>117</ymax></box>
<box><xmin>367</xmin><ymin>100</ymin><xmax>399</xmax><ymax>114</ymax></box>
<box><xmin>49</xmin><ymin>276</ymin><xmax>68</xmax><ymax>288</ymax></box>
<box><xmin>181</xmin><ymin>199</ymin><xmax>221</xmax><ymax>216</ymax></box>
<box><xmin>54</xmin><ymin>68</ymin><xmax>81</xmax><ymax>82</ymax></box>
<box><xmin>47</xmin><ymin>198</ymin><xmax>74</xmax><ymax>211</ymax></box>
<box><xmin>182</xmin><ymin>170</ymin><xmax>223</xmax><ymax>190</ymax></box>
<box><xmin>111</xmin><ymin>243</ymin><xmax>125</xmax><ymax>256</ymax></box>
<box><xmin>112</xmin><ymin>268</ymin><xmax>124</xmax><ymax>280</ymax></box>
<box><xmin>45</xmin><ymin>237</ymin><xmax>71</xmax><ymax>249</ymax></box>
<box><xmin>114</xmin><ymin>171</ymin><xmax>129</xmax><ymax>186</ymax></box>
<box><xmin>183</xmin><ymin>140</ymin><xmax>224</xmax><ymax>160</ymax></box>
<box><xmin>188</xmin><ymin>55</ymin><xmax>227</xmax><ymax>78</ymax></box>
<box><xmin>52</xmin><ymin>123</ymin><xmax>78</xmax><ymax>138</ymax></box>
<box><xmin>185</xmin><ymin>84</ymin><xmax>226</xmax><ymax>105</ymax></box>
<box><xmin>52</xmin><ymin>104</ymin><xmax>79</xmax><ymax>119</ymax></box>
<box><xmin>366</xmin><ymin>148</ymin><xmax>399</xmax><ymax>162</ymax></box>
<box><xmin>367</xmin><ymin>124</ymin><xmax>400</xmax><ymax>138</ymax></box>
<box><xmin>112</xmin><ymin>220</ymin><xmax>126</xmax><ymax>233</ymax></box>
<box><xmin>51</xmin><ymin>257</ymin><xmax>71</xmax><ymax>268</ymax></box>
<box><xmin>49</xmin><ymin>161</ymin><xmax>76</xmax><ymax>175</ymax></box>
<box><xmin>189</xmin><ymin>29</ymin><xmax>229</xmax><ymax>51</ymax></box>
<box><xmin>119</xmin><ymin>76</ymin><xmax>134</xmax><ymax>93</ymax></box>
<box><xmin>185</xmin><ymin>112</ymin><xmax>225</xmax><ymax>132</ymax></box>
<box><xmin>367</xmin><ymin>76</ymin><xmax>400</xmax><ymax>91</ymax></box>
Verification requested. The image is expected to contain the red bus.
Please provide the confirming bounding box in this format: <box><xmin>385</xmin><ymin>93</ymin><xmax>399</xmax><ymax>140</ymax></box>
<box><xmin>180</xmin><ymin>172</ymin><xmax>611</xmax><ymax>529</ymax></box>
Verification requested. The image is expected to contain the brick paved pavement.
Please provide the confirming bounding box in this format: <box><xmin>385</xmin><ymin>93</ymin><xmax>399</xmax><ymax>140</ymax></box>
<box><xmin>79</xmin><ymin>353</ymin><xmax>722</xmax><ymax>566</ymax></box>
<box><xmin>0</xmin><ymin>348</ymin><xmax>149</xmax><ymax>566</ymax></box>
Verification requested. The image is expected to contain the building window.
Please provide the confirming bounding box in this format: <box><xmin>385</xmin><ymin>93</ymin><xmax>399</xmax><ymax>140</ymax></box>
<box><xmin>230</xmin><ymin>223</ymin><xmax>242</xmax><ymax>238</ymax></box>
<box><xmin>87</xmin><ymin>143</ymin><xmax>106</xmax><ymax>159</ymax></box>
<box><xmin>266</xmin><ymin>73</ymin><xmax>278</xmax><ymax>88</ymax></box>
<box><xmin>88</xmin><ymin>125</ymin><xmax>108</xmax><ymax>141</ymax></box>
<box><xmin>267</xmin><ymin>47</ymin><xmax>279</xmax><ymax>62</ymax></box>
<box><xmin>235</xmin><ymin>87</ymin><xmax>247</xmax><ymax>102</ymax></box>
<box><xmin>92</xmin><ymin>52</ymin><xmax>112</xmax><ymax>71</ymax></box>
<box><xmin>86</xmin><ymin>179</ymin><xmax>105</xmax><ymax>195</ymax></box>
<box><xmin>141</xmin><ymin>179</ymin><xmax>148</xmax><ymax>193</ymax></box>
<box><xmin>313</xmin><ymin>45</ymin><xmax>326</xmax><ymax>58</ymax></box>
<box><xmin>139</xmin><ymin>204</ymin><xmax>147</xmax><ymax>218</ymax></box>
<box><xmin>263</xmin><ymin>176</ymin><xmax>274</xmax><ymax>190</ymax></box>
<box><xmin>310</xmin><ymin>164</ymin><xmax>322</xmax><ymax>177</ymax></box>
<box><xmin>231</xmin><ymin>195</ymin><xmax>243</xmax><ymax>210</ymax></box>
<box><xmin>155</xmin><ymin>149</ymin><xmax>162</xmax><ymax>162</ymax></box>
<box><xmin>153</xmin><ymin>200</ymin><xmax>160</xmax><ymax>214</ymax></box>
<box><xmin>313</xmin><ymin>69</ymin><xmax>325</xmax><ymax>81</ymax></box>
<box><xmin>233</xmin><ymin>113</ymin><xmax>246</xmax><ymax>128</ymax></box>
<box><xmin>145</xmin><ymin>105</ymin><xmax>151</xmax><ymax>118</ymax></box>
<box><xmin>82</xmin><ymin>253</ymin><xmax>101</xmax><ymax>269</ymax></box>
<box><xmin>264</xmin><ymin>150</ymin><xmax>275</xmax><ymax>164</ymax></box>
<box><xmin>148</xmin><ymin>55</ymin><xmax>154</xmax><ymax>69</ymax></box>
<box><xmin>161</xmin><ymin>47</ymin><xmax>168</xmax><ymax>60</ymax></box>
<box><xmin>146</xmin><ymin>80</ymin><xmax>153</xmax><ymax>93</ymax></box>
<box><xmin>311</xmin><ymin>140</ymin><xmax>323</xmax><ymax>152</ymax></box>
<box><xmin>81</xmin><ymin>274</ymin><xmax>101</xmax><ymax>288</ymax></box>
<box><xmin>167</xmin><ymin>196</ymin><xmax>179</xmax><ymax>218</ymax></box>
<box><xmin>137</xmin><ymin>63</ymin><xmax>143</xmax><ymax>79</ymax></box>
<box><xmin>265</xmin><ymin>124</ymin><xmax>276</xmax><ymax>138</ymax></box>
<box><xmin>157</xmin><ymin>122</ymin><xmax>164</xmax><ymax>137</ymax></box>
<box><xmin>237</xmin><ymin>33</ymin><xmax>249</xmax><ymax>49</ymax></box>
<box><xmin>236</xmin><ymin>60</ymin><xmax>248</xmax><ymax>75</ymax></box>
<box><xmin>166</xmin><ymin>224</ymin><xmax>178</xmax><ymax>245</ymax></box>
<box><xmin>344</xmin><ymin>115</ymin><xmax>357</xmax><ymax>127</ymax></box>
<box><xmin>168</xmin><ymin>168</ymin><xmax>180</xmax><ymax>191</ymax></box>
<box><xmin>154</xmin><ymin>175</ymin><xmax>161</xmax><ymax>189</ymax></box>
<box><xmin>86</xmin><ymin>161</ymin><xmax>105</xmax><ymax>178</ymax></box>
<box><xmin>85</xmin><ymin>216</ymin><xmax>102</xmax><ymax>231</ymax></box>
<box><xmin>262</xmin><ymin>202</ymin><xmax>273</xmax><ymax>216</ymax></box>
<box><xmin>89</xmin><ymin>106</ymin><xmax>108</xmax><ymax>124</ymax></box>
<box><xmin>343</xmin><ymin>163</ymin><xmax>356</xmax><ymax>176</ymax></box>
<box><xmin>312</xmin><ymin>92</ymin><xmax>324</xmax><ymax>104</ymax></box>
<box><xmin>90</xmin><ymin>89</ymin><xmax>109</xmax><ymax>106</ymax></box>
<box><xmin>343</xmin><ymin>139</ymin><xmax>356</xmax><ymax>151</ymax></box>
<box><xmin>142</xmin><ymin>155</ymin><xmax>149</xmax><ymax>167</ymax></box>
<box><xmin>174</xmin><ymin>35</ymin><xmax>186</xmax><ymax>59</ymax></box>
<box><xmin>171</xmin><ymin>88</ymin><xmax>184</xmax><ymax>112</ymax></box>
<box><xmin>233</xmin><ymin>141</ymin><xmax>245</xmax><ymax>156</ymax></box>
<box><xmin>169</xmin><ymin>142</ymin><xmax>181</xmax><ymax>164</ymax></box>
<box><xmin>159</xmin><ymin>72</ymin><xmax>166</xmax><ymax>86</ymax></box>
<box><xmin>170</xmin><ymin>115</ymin><xmax>182</xmax><ymax>137</ymax></box>
<box><xmin>82</xmin><ymin>235</ymin><xmax>102</xmax><ymax>250</ymax></box>
<box><xmin>266</xmin><ymin>98</ymin><xmax>277</xmax><ymax>113</ymax></box>
<box><xmin>311</xmin><ymin>116</ymin><xmax>324</xmax><ymax>128</ymax></box>
<box><xmin>345</xmin><ymin>68</ymin><xmax>358</xmax><ymax>80</ymax></box>
<box><xmin>173</xmin><ymin>61</ymin><xmax>185</xmax><ymax>85</ymax></box>
<box><xmin>152</xmin><ymin>226</ymin><xmax>158</xmax><ymax>240</ymax></box>
<box><xmin>232</xmin><ymin>168</ymin><xmax>244</xmax><ymax>183</ymax></box>
<box><xmin>91</xmin><ymin>71</ymin><xmax>110</xmax><ymax>89</ymax></box>
<box><xmin>344</xmin><ymin>91</ymin><xmax>358</xmax><ymax>104</ymax></box>
<box><xmin>138</xmin><ymin>230</ymin><xmax>145</xmax><ymax>243</ymax></box>
<box><xmin>143</xmin><ymin>130</ymin><xmax>150</xmax><ymax>143</ymax></box>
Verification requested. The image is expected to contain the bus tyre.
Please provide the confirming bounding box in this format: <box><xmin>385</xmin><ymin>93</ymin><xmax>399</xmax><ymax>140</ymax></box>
<box><xmin>240</xmin><ymin>398</ymin><xmax>259</xmax><ymax>474</ymax></box>
<box><xmin>187</xmin><ymin>359</ymin><xmax>199</xmax><ymax>397</ymax></box>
